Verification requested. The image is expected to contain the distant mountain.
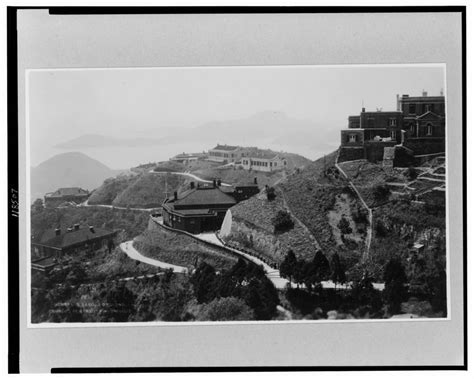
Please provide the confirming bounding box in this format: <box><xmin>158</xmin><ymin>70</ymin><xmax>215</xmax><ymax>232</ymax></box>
<box><xmin>30</xmin><ymin>152</ymin><xmax>121</xmax><ymax>201</ymax></box>
<box><xmin>186</xmin><ymin>111</ymin><xmax>340</xmax><ymax>152</ymax></box>
<box><xmin>54</xmin><ymin>134</ymin><xmax>164</xmax><ymax>149</ymax></box>
<box><xmin>53</xmin><ymin>112</ymin><xmax>340</xmax><ymax>160</ymax></box>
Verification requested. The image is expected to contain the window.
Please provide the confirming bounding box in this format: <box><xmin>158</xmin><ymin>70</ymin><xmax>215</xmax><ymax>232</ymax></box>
<box><xmin>409</xmin><ymin>123</ymin><xmax>415</xmax><ymax>133</ymax></box>
<box><xmin>427</xmin><ymin>124</ymin><xmax>433</xmax><ymax>136</ymax></box>
<box><xmin>389</xmin><ymin>118</ymin><xmax>397</xmax><ymax>126</ymax></box>
<box><xmin>409</xmin><ymin>104</ymin><xmax>416</xmax><ymax>114</ymax></box>
<box><xmin>349</xmin><ymin>134</ymin><xmax>357</xmax><ymax>143</ymax></box>
<box><xmin>391</xmin><ymin>130</ymin><xmax>396</xmax><ymax>140</ymax></box>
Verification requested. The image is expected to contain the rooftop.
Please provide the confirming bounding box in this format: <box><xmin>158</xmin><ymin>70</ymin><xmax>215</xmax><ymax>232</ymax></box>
<box><xmin>168</xmin><ymin>186</ymin><xmax>237</xmax><ymax>208</ymax></box>
<box><xmin>45</xmin><ymin>187</ymin><xmax>89</xmax><ymax>198</ymax></box>
<box><xmin>211</xmin><ymin>144</ymin><xmax>241</xmax><ymax>151</ymax></box>
<box><xmin>35</xmin><ymin>225</ymin><xmax>116</xmax><ymax>250</ymax></box>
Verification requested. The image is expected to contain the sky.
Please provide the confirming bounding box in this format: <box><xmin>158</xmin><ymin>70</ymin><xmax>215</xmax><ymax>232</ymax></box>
<box><xmin>28</xmin><ymin>65</ymin><xmax>445</xmax><ymax>169</ymax></box>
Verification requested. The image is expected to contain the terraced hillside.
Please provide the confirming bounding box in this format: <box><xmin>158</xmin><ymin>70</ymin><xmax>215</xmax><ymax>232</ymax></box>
<box><xmin>221</xmin><ymin>188</ymin><xmax>319</xmax><ymax>265</ymax></box>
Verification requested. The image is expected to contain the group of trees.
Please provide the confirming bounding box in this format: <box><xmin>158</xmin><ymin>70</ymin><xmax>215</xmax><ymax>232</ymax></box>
<box><xmin>191</xmin><ymin>258</ymin><xmax>280</xmax><ymax>320</ymax></box>
<box><xmin>279</xmin><ymin>250</ymin><xmax>346</xmax><ymax>291</ymax></box>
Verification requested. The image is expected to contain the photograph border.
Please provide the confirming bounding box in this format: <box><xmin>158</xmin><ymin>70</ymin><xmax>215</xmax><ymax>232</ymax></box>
<box><xmin>7</xmin><ymin>5</ymin><xmax>467</xmax><ymax>373</ymax></box>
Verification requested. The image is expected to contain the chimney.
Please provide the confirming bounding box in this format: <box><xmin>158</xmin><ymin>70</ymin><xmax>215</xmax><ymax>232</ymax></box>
<box><xmin>254</xmin><ymin>177</ymin><xmax>258</xmax><ymax>185</ymax></box>
<box><xmin>217</xmin><ymin>179</ymin><xmax>222</xmax><ymax>186</ymax></box>
<box><xmin>362</xmin><ymin>107</ymin><xmax>366</xmax><ymax>113</ymax></box>
<box><xmin>74</xmin><ymin>224</ymin><xmax>80</xmax><ymax>231</ymax></box>
<box><xmin>422</xmin><ymin>90</ymin><xmax>428</xmax><ymax>97</ymax></box>
<box><xmin>174</xmin><ymin>191</ymin><xmax>178</xmax><ymax>200</ymax></box>
<box><xmin>396</xmin><ymin>94</ymin><xmax>400</xmax><ymax>111</ymax></box>
<box><xmin>89</xmin><ymin>226</ymin><xmax>95</xmax><ymax>233</ymax></box>
<box><xmin>440</xmin><ymin>88</ymin><xmax>444</xmax><ymax>96</ymax></box>
<box><xmin>190</xmin><ymin>181</ymin><xmax>195</xmax><ymax>189</ymax></box>
<box><xmin>55</xmin><ymin>228</ymin><xmax>61</xmax><ymax>236</ymax></box>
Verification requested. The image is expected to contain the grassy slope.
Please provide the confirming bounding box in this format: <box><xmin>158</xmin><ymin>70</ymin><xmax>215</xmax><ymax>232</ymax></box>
<box><xmin>112</xmin><ymin>173</ymin><xmax>185</xmax><ymax>208</ymax></box>
<box><xmin>278</xmin><ymin>151</ymin><xmax>366</xmax><ymax>267</ymax></box>
<box><xmin>134</xmin><ymin>227</ymin><xmax>238</xmax><ymax>271</ymax></box>
<box><xmin>88</xmin><ymin>174</ymin><xmax>138</xmax><ymax>205</ymax></box>
<box><xmin>225</xmin><ymin>189</ymin><xmax>319</xmax><ymax>263</ymax></box>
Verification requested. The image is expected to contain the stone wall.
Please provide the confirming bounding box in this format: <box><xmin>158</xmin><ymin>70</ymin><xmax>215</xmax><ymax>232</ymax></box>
<box><xmin>338</xmin><ymin>147</ymin><xmax>365</xmax><ymax>162</ymax></box>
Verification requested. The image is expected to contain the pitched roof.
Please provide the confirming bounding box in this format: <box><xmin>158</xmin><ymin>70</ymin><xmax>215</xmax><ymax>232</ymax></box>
<box><xmin>36</xmin><ymin>225</ymin><xmax>116</xmax><ymax>249</ymax></box>
<box><xmin>46</xmin><ymin>187</ymin><xmax>89</xmax><ymax>198</ymax></box>
<box><xmin>211</xmin><ymin>144</ymin><xmax>241</xmax><ymax>151</ymax></box>
<box><xmin>172</xmin><ymin>187</ymin><xmax>237</xmax><ymax>208</ymax></box>
<box><xmin>415</xmin><ymin>111</ymin><xmax>443</xmax><ymax>120</ymax></box>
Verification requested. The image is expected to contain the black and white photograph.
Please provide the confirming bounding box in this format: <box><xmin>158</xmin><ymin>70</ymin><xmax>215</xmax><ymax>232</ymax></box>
<box><xmin>7</xmin><ymin>5</ymin><xmax>467</xmax><ymax>372</ymax></box>
<box><xmin>27</xmin><ymin>65</ymin><xmax>449</xmax><ymax>324</ymax></box>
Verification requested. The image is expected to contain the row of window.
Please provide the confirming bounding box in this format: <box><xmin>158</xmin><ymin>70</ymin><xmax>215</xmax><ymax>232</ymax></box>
<box><xmin>242</xmin><ymin>159</ymin><xmax>283</xmax><ymax>167</ymax></box>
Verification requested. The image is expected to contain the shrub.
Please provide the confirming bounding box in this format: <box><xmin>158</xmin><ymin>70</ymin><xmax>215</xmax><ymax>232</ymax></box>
<box><xmin>337</xmin><ymin>216</ymin><xmax>352</xmax><ymax>235</ymax></box>
<box><xmin>272</xmin><ymin>210</ymin><xmax>294</xmax><ymax>233</ymax></box>
<box><xmin>373</xmin><ymin>184</ymin><xmax>390</xmax><ymax>203</ymax></box>
<box><xmin>196</xmin><ymin>297</ymin><xmax>254</xmax><ymax>321</ymax></box>
<box><xmin>405</xmin><ymin>166</ymin><xmax>418</xmax><ymax>180</ymax></box>
<box><xmin>266</xmin><ymin>186</ymin><xmax>276</xmax><ymax>201</ymax></box>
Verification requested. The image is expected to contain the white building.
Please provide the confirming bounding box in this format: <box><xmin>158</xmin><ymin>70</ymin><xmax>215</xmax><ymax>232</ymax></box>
<box><xmin>208</xmin><ymin>144</ymin><xmax>243</xmax><ymax>163</ymax></box>
<box><xmin>241</xmin><ymin>151</ymin><xmax>287</xmax><ymax>172</ymax></box>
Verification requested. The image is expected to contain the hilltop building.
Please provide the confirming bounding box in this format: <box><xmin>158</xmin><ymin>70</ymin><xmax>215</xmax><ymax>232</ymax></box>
<box><xmin>208</xmin><ymin>144</ymin><xmax>243</xmax><ymax>163</ymax></box>
<box><xmin>339</xmin><ymin>91</ymin><xmax>445</xmax><ymax>164</ymax></box>
<box><xmin>31</xmin><ymin>224</ymin><xmax>117</xmax><ymax>270</ymax></box>
<box><xmin>162</xmin><ymin>179</ymin><xmax>260</xmax><ymax>234</ymax></box>
<box><xmin>240</xmin><ymin>150</ymin><xmax>287</xmax><ymax>172</ymax></box>
<box><xmin>44</xmin><ymin>187</ymin><xmax>89</xmax><ymax>208</ymax></box>
<box><xmin>170</xmin><ymin>152</ymin><xmax>207</xmax><ymax>165</ymax></box>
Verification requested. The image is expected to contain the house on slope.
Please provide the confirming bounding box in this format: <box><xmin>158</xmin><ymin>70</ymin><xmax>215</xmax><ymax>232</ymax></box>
<box><xmin>240</xmin><ymin>151</ymin><xmax>287</xmax><ymax>172</ymax></box>
<box><xmin>31</xmin><ymin>224</ymin><xmax>117</xmax><ymax>262</ymax></box>
<box><xmin>162</xmin><ymin>181</ymin><xmax>238</xmax><ymax>234</ymax></box>
<box><xmin>44</xmin><ymin>187</ymin><xmax>89</xmax><ymax>208</ymax></box>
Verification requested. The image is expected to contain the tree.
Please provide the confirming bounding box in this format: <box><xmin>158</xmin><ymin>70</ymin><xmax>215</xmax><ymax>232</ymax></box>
<box><xmin>31</xmin><ymin>198</ymin><xmax>44</xmax><ymax>214</ymax></box>
<box><xmin>337</xmin><ymin>216</ymin><xmax>352</xmax><ymax>235</ymax></box>
<box><xmin>272</xmin><ymin>210</ymin><xmax>294</xmax><ymax>233</ymax></box>
<box><xmin>191</xmin><ymin>262</ymin><xmax>218</xmax><ymax>303</ymax></box>
<box><xmin>331</xmin><ymin>253</ymin><xmax>346</xmax><ymax>289</ymax></box>
<box><xmin>406</xmin><ymin>166</ymin><xmax>418</xmax><ymax>180</ymax></box>
<box><xmin>196</xmin><ymin>297</ymin><xmax>255</xmax><ymax>321</ymax></box>
<box><xmin>302</xmin><ymin>250</ymin><xmax>330</xmax><ymax>291</ymax></box>
<box><xmin>373</xmin><ymin>184</ymin><xmax>390</xmax><ymax>203</ymax></box>
<box><xmin>266</xmin><ymin>186</ymin><xmax>276</xmax><ymax>201</ymax></box>
<box><xmin>383</xmin><ymin>258</ymin><xmax>408</xmax><ymax>315</ymax></box>
<box><xmin>280</xmin><ymin>250</ymin><xmax>298</xmax><ymax>283</ymax></box>
<box><xmin>350</xmin><ymin>272</ymin><xmax>383</xmax><ymax>317</ymax></box>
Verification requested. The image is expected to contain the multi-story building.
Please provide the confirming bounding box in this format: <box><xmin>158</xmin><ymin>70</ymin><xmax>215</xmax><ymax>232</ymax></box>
<box><xmin>339</xmin><ymin>91</ymin><xmax>445</xmax><ymax>163</ymax></box>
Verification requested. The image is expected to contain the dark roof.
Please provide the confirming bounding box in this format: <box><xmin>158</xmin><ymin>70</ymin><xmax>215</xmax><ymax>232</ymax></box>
<box><xmin>36</xmin><ymin>225</ymin><xmax>116</xmax><ymax>249</ymax></box>
<box><xmin>46</xmin><ymin>187</ymin><xmax>89</xmax><ymax>198</ymax></box>
<box><xmin>170</xmin><ymin>187</ymin><xmax>237</xmax><ymax>208</ymax></box>
<box><xmin>211</xmin><ymin>144</ymin><xmax>241</xmax><ymax>151</ymax></box>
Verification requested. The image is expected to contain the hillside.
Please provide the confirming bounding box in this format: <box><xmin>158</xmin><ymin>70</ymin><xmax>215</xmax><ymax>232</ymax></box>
<box><xmin>112</xmin><ymin>172</ymin><xmax>185</xmax><ymax>208</ymax></box>
<box><xmin>134</xmin><ymin>220</ymin><xmax>238</xmax><ymax>271</ymax></box>
<box><xmin>277</xmin><ymin>151</ymin><xmax>369</xmax><ymax>268</ymax></box>
<box><xmin>30</xmin><ymin>152</ymin><xmax>120</xmax><ymax>201</ymax></box>
<box><xmin>221</xmin><ymin>188</ymin><xmax>320</xmax><ymax>265</ymax></box>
